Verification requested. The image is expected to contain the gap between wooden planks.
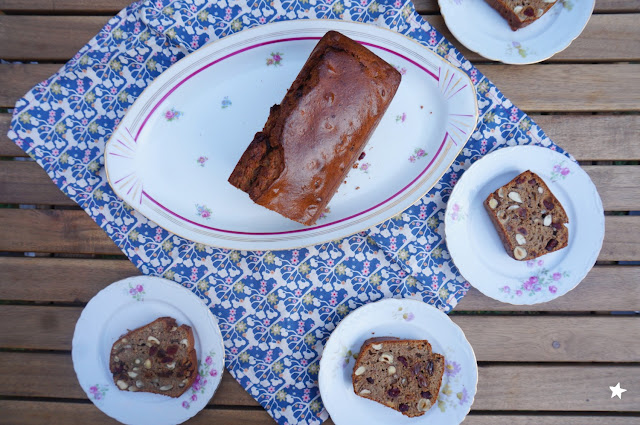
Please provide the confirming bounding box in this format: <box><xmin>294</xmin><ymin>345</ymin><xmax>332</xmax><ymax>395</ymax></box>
<box><xmin>0</xmin><ymin>14</ymin><xmax>638</xmax><ymax>62</ymax></box>
<box><xmin>2</xmin><ymin>63</ymin><xmax>638</xmax><ymax>112</ymax></box>
<box><xmin>0</xmin><ymin>401</ymin><xmax>639</xmax><ymax>425</ymax></box>
<box><xmin>0</xmin><ymin>351</ymin><xmax>638</xmax><ymax>411</ymax></box>
<box><xmin>1</xmin><ymin>305</ymin><xmax>639</xmax><ymax>361</ymax></box>
<box><xmin>0</xmin><ymin>209</ymin><xmax>637</xmax><ymax>260</ymax></box>
<box><xmin>1</xmin><ymin>257</ymin><xmax>638</xmax><ymax>311</ymax></box>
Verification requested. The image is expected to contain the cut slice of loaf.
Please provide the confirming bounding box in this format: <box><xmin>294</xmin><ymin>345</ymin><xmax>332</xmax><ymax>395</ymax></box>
<box><xmin>352</xmin><ymin>338</ymin><xmax>445</xmax><ymax>417</ymax></box>
<box><xmin>485</xmin><ymin>0</ymin><xmax>558</xmax><ymax>31</ymax></box>
<box><xmin>484</xmin><ymin>170</ymin><xmax>569</xmax><ymax>261</ymax></box>
<box><xmin>109</xmin><ymin>317</ymin><xmax>197</xmax><ymax>398</ymax></box>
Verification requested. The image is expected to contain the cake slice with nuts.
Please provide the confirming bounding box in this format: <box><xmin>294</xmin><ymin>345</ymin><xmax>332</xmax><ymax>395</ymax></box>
<box><xmin>484</xmin><ymin>170</ymin><xmax>569</xmax><ymax>261</ymax></box>
<box><xmin>352</xmin><ymin>338</ymin><xmax>445</xmax><ymax>417</ymax></box>
<box><xmin>109</xmin><ymin>317</ymin><xmax>197</xmax><ymax>398</ymax></box>
<box><xmin>484</xmin><ymin>0</ymin><xmax>558</xmax><ymax>31</ymax></box>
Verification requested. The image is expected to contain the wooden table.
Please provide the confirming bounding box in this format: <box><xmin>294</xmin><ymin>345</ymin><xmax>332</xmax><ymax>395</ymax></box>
<box><xmin>1</xmin><ymin>1</ymin><xmax>639</xmax><ymax>424</ymax></box>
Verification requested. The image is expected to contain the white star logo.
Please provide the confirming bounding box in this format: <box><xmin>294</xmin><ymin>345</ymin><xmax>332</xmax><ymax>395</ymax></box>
<box><xmin>610</xmin><ymin>383</ymin><xmax>627</xmax><ymax>399</ymax></box>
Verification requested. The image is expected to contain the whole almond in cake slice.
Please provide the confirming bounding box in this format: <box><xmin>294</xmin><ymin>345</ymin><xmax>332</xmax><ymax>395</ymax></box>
<box><xmin>109</xmin><ymin>317</ymin><xmax>197</xmax><ymax>398</ymax></box>
<box><xmin>484</xmin><ymin>170</ymin><xmax>569</xmax><ymax>261</ymax></box>
<box><xmin>352</xmin><ymin>338</ymin><xmax>445</xmax><ymax>417</ymax></box>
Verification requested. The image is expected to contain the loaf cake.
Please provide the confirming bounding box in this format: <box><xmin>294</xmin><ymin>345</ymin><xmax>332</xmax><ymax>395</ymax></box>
<box><xmin>228</xmin><ymin>31</ymin><xmax>402</xmax><ymax>225</ymax></box>
<box><xmin>109</xmin><ymin>317</ymin><xmax>197</xmax><ymax>398</ymax></box>
<box><xmin>485</xmin><ymin>0</ymin><xmax>558</xmax><ymax>31</ymax></box>
<box><xmin>484</xmin><ymin>170</ymin><xmax>569</xmax><ymax>261</ymax></box>
<box><xmin>352</xmin><ymin>338</ymin><xmax>445</xmax><ymax>417</ymax></box>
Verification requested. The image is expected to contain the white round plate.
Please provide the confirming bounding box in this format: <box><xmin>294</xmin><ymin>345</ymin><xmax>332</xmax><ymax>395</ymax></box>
<box><xmin>445</xmin><ymin>146</ymin><xmax>604</xmax><ymax>305</ymax></box>
<box><xmin>72</xmin><ymin>276</ymin><xmax>225</xmax><ymax>425</ymax></box>
<box><xmin>105</xmin><ymin>20</ymin><xmax>477</xmax><ymax>251</ymax></box>
<box><xmin>319</xmin><ymin>298</ymin><xmax>477</xmax><ymax>425</ymax></box>
<box><xmin>438</xmin><ymin>0</ymin><xmax>595</xmax><ymax>64</ymax></box>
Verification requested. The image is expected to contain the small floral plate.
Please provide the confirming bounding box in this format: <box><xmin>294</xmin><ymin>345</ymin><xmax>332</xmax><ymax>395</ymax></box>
<box><xmin>319</xmin><ymin>298</ymin><xmax>477</xmax><ymax>425</ymax></box>
<box><xmin>71</xmin><ymin>276</ymin><xmax>224</xmax><ymax>425</ymax></box>
<box><xmin>444</xmin><ymin>146</ymin><xmax>604</xmax><ymax>305</ymax></box>
<box><xmin>438</xmin><ymin>0</ymin><xmax>595</xmax><ymax>64</ymax></box>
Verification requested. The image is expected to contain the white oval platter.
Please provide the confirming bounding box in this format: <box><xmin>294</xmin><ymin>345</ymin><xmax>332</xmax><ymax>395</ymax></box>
<box><xmin>438</xmin><ymin>0</ymin><xmax>595</xmax><ymax>64</ymax></box>
<box><xmin>444</xmin><ymin>146</ymin><xmax>604</xmax><ymax>305</ymax></box>
<box><xmin>319</xmin><ymin>298</ymin><xmax>478</xmax><ymax>425</ymax></box>
<box><xmin>72</xmin><ymin>276</ymin><xmax>225</xmax><ymax>425</ymax></box>
<box><xmin>105</xmin><ymin>20</ymin><xmax>478</xmax><ymax>251</ymax></box>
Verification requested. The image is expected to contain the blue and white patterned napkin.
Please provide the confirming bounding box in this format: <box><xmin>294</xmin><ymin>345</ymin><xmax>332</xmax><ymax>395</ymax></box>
<box><xmin>7</xmin><ymin>1</ymin><xmax>570</xmax><ymax>423</ymax></box>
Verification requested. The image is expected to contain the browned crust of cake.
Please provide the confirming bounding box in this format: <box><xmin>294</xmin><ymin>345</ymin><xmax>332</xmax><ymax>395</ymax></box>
<box><xmin>228</xmin><ymin>30</ymin><xmax>401</xmax><ymax>225</ymax></box>
<box><xmin>484</xmin><ymin>170</ymin><xmax>569</xmax><ymax>261</ymax></box>
<box><xmin>351</xmin><ymin>338</ymin><xmax>445</xmax><ymax>417</ymax></box>
<box><xmin>109</xmin><ymin>317</ymin><xmax>197</xmax><ymax>398</ymax></box>
<box><xmin>485</xmin><ymin>0</ymin><xmax>558</xmax><ymax>31</ymax></box>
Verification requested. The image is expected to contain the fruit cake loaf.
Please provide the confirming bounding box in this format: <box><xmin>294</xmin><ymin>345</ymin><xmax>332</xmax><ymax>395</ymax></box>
<box><xmin>485</xmin><ymin>0</ymin><xmax>558</xmax><ymax>31</ymax></box>
<box><xmin>484</xmin><ymin>170</ymin><xmax>569</xmax><ymax>261</ymax></box>
<box><xmin>109</xmin><ymin>317</ymin><xmax>197</xmax><ymax>398</ymax></box>
<box><xmin>228</xmin><ymin>30</ymin><xmax>402</xmax><ymax>225</ymax></box>
<box><xmin>352</xmin><ymin>338</ymin><xmax>445</xmax><ymax>417</ymax></box>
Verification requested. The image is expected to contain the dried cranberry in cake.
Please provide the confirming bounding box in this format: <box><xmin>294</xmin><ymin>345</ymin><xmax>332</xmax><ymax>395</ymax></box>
<box><xmin>484</xmin><ymin>0</ymin><xmax>559</xmax><ymax>31</ymax></box>
<box><xmin>484</xmin><ymin>170</ymin><xmax>569</xmax><ymax>261</ymax></box>
<box><xmin>109</xmin><ymin>317</ymin><xmax>197</xmax><ymax>398</ymax></box>
<box><xmin>352</xmin><ymin>338</ymin><xmax>445</xmax><ymax>417</ymax></box>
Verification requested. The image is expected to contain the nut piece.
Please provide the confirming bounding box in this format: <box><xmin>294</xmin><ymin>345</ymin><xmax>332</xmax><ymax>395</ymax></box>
<box><xmin>147</xmin><ymin>336</ymin><xmax>160</xmax><ymax>345</ymax></box>
<box><xmin>507</xmin><ymin>204</ymin><xmax>520</xmax><ymax>211</ymax></box>
<box><xmin>388</xmin><ymin>366</ymin><xmax>397</xmax><ymax>375</ymax></box>
<box><xmin>508</xmin><ymin>192</ymin><xmax>523</xmax><ymax>203</ymax></box>
<box><xmin>128</xmin><ymin>385</ymin><xmax>138</xmax><ymax>392</ymax></box>
<box><xmin>166</xmin><ymin>362</ymin><xmax>176</xmax><ymax>370</ymax></box>
<box><xmin>514</xmin><ymin>246</ymin><xmax>527</xmax><ymax>260</ymax></box>
<box><xmin>127</xmin><ymin>371</ymin><xmax>138</xmax><ymax>378</ymax></box>
<box><xmin>515</xmin><ymin>233</ymin><xmax>526</xmax><ymax>245</ymax></box>
<box><xmin>513</xmin><ymin>5</ymin><xmax>523</xmax><ymax>13</ymax></box>
<box><xmin>136</xmin><ymin>380</ymin><xmax>144</xmax><ymax>388</ymax></box>
<box><xmin>354</xmin><ymin>366</ymin><xmax>367</xmax><ymax>376</ymax></box>
<box><xmin>171</xmin><ymin>326</ymin><xmax>177</xmax><ymax>332</ymax></box>
<box><xmin>120</xmin><ymin>338</ymin><xmax>128</xmax><ymax>344</ymax></box>
<box><xmin>543</xmin><ymin>214</ymin><xmax>552</xmax><ymax>227</ymax></box>
<box><xmin>498</xmin><ymin>187</ymin><xmax>505</xmax><ymax>198</ymax></box>
<box><xmin>379</xmin><ymin>353</ymin><xmax>394</xmax><ymax>364</ymax></box>
<box><xmin>134</xmin><ymin>358</ymin><xmax>141</xmax><ymax>365</ymax></box>
<box><xmin>359</xmin><ymin>389</ymin><xmax>371</xmax><ymax>395</ymax></box>
<box><xmin>116</xmin><ymin>380</ymin><xmax>128</xmax><ymax>390</ymax></box>
<box><xmin>371</xmin><ymin>343</ymin><xmax>383</xmax><ymax>350</ymax></box>
<box><xmin>144</xmin><ymin>359</ymin><xmax>152</xmax><ymax>369</ymax></box>
<box><xmin>536</xmin><ymin>8</ymin><xmax>544</xmax><ymax>17</ymax></box>
<box><xmin>180</xmin><ymin>339</ymin><xmax>189</xmax><ymax>347</ymax></box>
<box><xmin>488</xmin><ymin>198</ymin><xmax>498</xmax><ymax>209</ymax></box>
<box><xmin>113</xmin><ymin>356</ymin><xmax>119</xmax><ymax>362</ymax></box>
<box><xmin>417</xmin><ymin>398</ymin><xmax>432</xmax><ymax>412</ymax></box>
<box><xmin>159</xmin><ymin>384</ymin><xmax>174</xmax><ymax>391</ymax></box>
<box><xmin>538</xmin><ymin>186</ymin><xmax>544</xmax><ymax>194</ymax></box>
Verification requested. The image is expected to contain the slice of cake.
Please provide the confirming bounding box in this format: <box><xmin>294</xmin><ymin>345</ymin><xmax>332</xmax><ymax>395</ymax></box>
<box><xmin>109</xmin><ymin>317</ymin><xmax>197</xmax><ymax>398</ymax></box>
<box><xmin>485</xmin><ymin>0</ymin><xmax>558</xmax><ymax>31</ymax></box>
<box><xmin>484</xmin><ymin>170</ymin><xmax>569</xmax><ymax>261</ymax></box>
<box><xmin>352</xmin><ymin>338</ymin><xmax>445</xmax><ymax>417</ymax></box>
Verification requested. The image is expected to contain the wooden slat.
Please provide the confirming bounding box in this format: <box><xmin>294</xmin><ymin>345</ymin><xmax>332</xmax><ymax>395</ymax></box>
<box><xmin>0</xmin><ymin>15</ymin><xmax>638</xmax><ymax>63</ymax></box>
<box><xmin>2</xmin><ymin>305</ymin><xmax>639</xmax><ymax>362</ymax></box>
<box><xmin>2</xmin><ymin>402</ymin><xmax>638</xmax><ymax>425</ymax></box>
<box><xmin>3</xmin><ymin>63</ymin><xmax>638</xmax><ymax>111</ymax></box>
<box><xmin>0</xmin><ymin>209</ymin><xmax>122</xmax><ymax>255</ymax></box>
<box><xmin>2</xmin><ymin>161</ymin><xmax>639</xmax><ymax>209</ymax></box>
<box><xmin>2</xmin><ymin>258</ymin><xmax>638</xmax><ymax>312</ymax></box>
<box><xmin>0</xmin><ymin>351</ymin><xmax>260</xmax><ymax>406</ymax></box>
<box><xmin>3</xmin><ymin>114</ymin><xmax>639</xmax><ymax>161</ymax></box>
<box><xmin>0</xmin><ymin>401</ymin><xmax>275</xmax><ymax>425</ymax></box>
<box><xmin>0</xmin><ymin>209</ymin><xmax>635</xmax><ymax>260</ymax></box>
<box><xmin>1</xmin><ymin>352</ymin><xmax>638</xmax><ymax>411</ymax></box>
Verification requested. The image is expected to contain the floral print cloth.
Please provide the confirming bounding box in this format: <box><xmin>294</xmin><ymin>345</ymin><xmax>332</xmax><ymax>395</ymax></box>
<box><xmin>7</xmin><ymin>0</ymin><xmax>571</xmax><ymax>423</ymax></box>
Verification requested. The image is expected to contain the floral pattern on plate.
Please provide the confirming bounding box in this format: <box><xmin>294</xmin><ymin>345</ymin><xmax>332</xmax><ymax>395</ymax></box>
<box><xmin>164</xmin><ymin>108</ymin><xmax>182</xmax><ymax>121</ymax></box>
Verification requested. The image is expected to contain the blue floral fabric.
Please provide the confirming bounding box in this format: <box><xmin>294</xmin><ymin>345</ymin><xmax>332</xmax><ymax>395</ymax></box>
<box><xmin>7</xmin><ymin>1</ymin><xmax>570</xmax><ymax>423</ymax></box>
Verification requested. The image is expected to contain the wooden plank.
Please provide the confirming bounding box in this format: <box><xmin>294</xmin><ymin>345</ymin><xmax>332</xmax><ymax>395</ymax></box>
<box><xmin>0</xmin><ymin>351</ymin><xmax>260</xmax><ymax>406</ymax></box>
<box><xmin>0</xmin><ymin>401</ymin><xmax>275</xmax><ymax>425</ymax></box>
<box><xmin>0</xmin><ymin>161</ymin><xmax>76</xmax><ymax>205</ymax></box>
<box><xmin>3</xmin><ymin>63</ymin><xmax>638</xmax><ymax>111</ymax></box>
<box><xmin>2</xmin><ymin>402</ymin><xmax>638</xmax><ymax>425</ymax></box>
<box><xmin>0</xmin><ymin>0</ymin><xmax>133</xmax><ymax>13</ymax></box>
<box><xmin>412</xmin><ymin>0</ymin><xmax>640</xmax><ymax>13</ymax></box>
<box><xmin>2</xmin><ymin>305</ymin><xmax>638</xmax><ymax>362</ymax></box>
<box><xmin>0</xmin><ymin>209</ymin><xmax>636</xmax><ymax>260</ymax></box>
<box><xmin>2</xmin><ymin>258</ymin><xmax>638</xmax><ymax>312</ymax></box>
<box><xmin>1</xmin><ymin>352</ymin><xmax>638</xmax><ymax>411</ymax></box>
<box><xmin>3</xmin><ymin>114</ymin><xmax>639</xmax><ymax>161</ymax></box>
<box><xmin>0</xmin><ymin>15</ymin><xmax>638</xmax><ymax>63</ymax></box>
<box><xmin>3</xmin><ymin>161</ymin><xmax>639</xmax><ymax>209</ymax></box>
<box><xmin>0</xmin><ymin>209</ymin><xmax>122</xmax><ymax>255</ymax></box>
